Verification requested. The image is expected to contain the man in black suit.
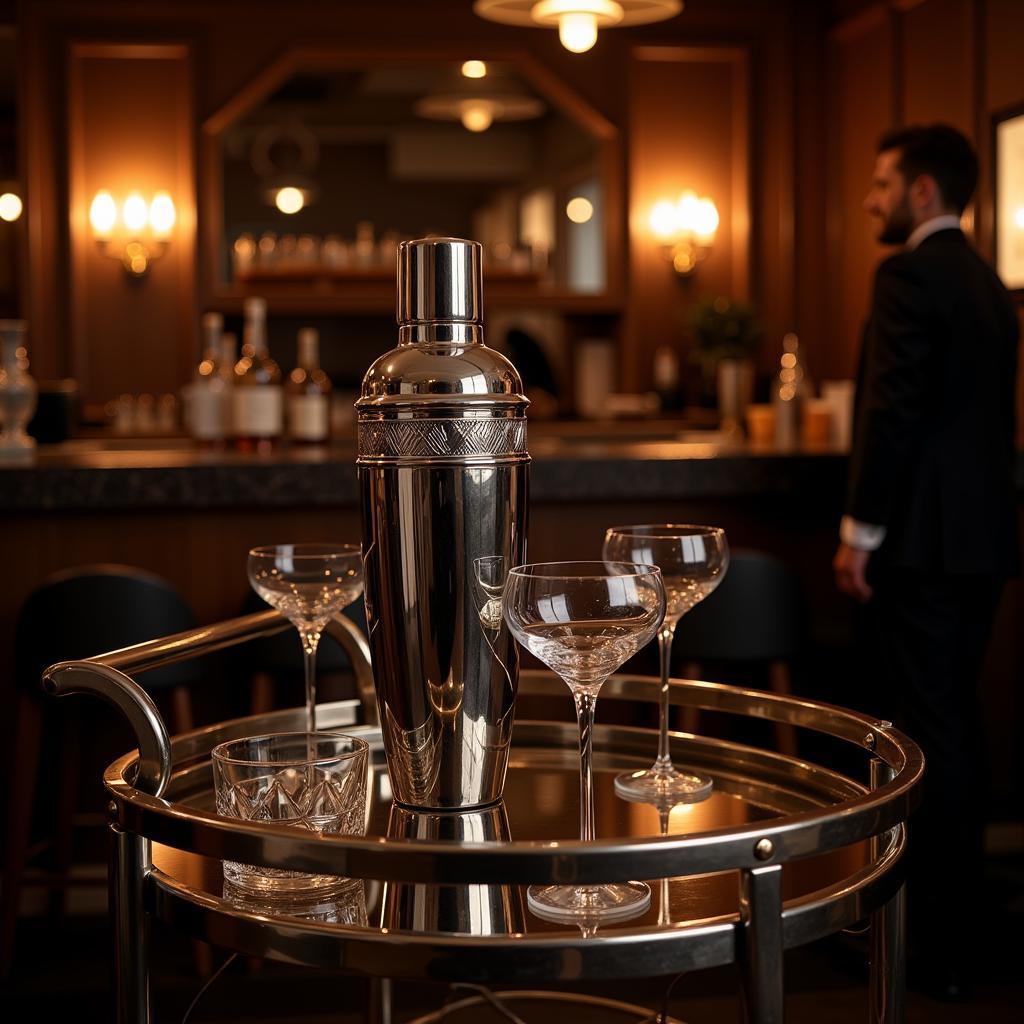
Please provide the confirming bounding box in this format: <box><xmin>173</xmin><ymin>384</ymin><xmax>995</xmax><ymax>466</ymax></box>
<box><xmin>833</xmin><ymin>124</ymin><xmax>1019</xmax><ymax>997</ymax></box>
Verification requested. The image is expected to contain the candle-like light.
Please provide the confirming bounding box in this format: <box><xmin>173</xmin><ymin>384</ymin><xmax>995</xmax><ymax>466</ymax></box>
<box><xmin>149</xmin><ymin>191</ymin><xmax>176</xmax><ymax>236</ymax></box>
<box><xmin>89</xmin><ymin>190</ymin><xmax>118</xmax><ymax>237</ymax></box>
<box><xmin>0</xmin><ymin>191</ymin><xmax>22</xmax><ymax>222</ymax></box>
<box><xmin>274</xmin><ymin>186</ymin><xmax>305</xmax><ymax>215</ymax></box>
<box><xmin>461</xmin><ymin>60</ymin><xmax>488</xmax><ymax>79</ymax></box>
<box><xmin>460</xmin><ymin>100</ymin><xmax>495</xmax><ymax>132</ymax></box>
<box><xmin>566</xmin><ymin>196</ymin><xmax>594</xmax><ymax>224</ymax></box>
<box><xmin>122</xmin><ymin>191</ymin><xmax>149</xmax><ymax>233</ymax></box>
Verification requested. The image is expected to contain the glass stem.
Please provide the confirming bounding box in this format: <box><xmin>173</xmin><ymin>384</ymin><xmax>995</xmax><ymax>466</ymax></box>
<box><xmin>300</xmin><ymin>631</ymin><xmax>321</xmax><ymax>733</ymax></box>
<box><xmin>573</xmin><ymin>688</ymin><xmax>599</xmax><ymax>843</ymax></box>
<box><xmin>654</xmin><ymin>622</ymin><xmax>678</xmax><ymax>771</ymax></box>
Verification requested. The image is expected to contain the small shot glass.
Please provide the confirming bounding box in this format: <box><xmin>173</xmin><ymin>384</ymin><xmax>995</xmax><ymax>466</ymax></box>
<box><xmin>212</xmin><ymin>732</ymin><xmax>369</xmax><ymax>899</ymax></box>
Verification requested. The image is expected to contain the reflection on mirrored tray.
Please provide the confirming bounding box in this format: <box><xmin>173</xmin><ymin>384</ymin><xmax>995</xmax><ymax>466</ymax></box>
<box><xmin>219</xmin><ymin>60</ymin><xmax>606</xmax><ymax>295</ymax></box>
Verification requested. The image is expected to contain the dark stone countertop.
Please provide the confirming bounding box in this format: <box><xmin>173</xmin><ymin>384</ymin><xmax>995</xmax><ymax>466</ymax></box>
<box><xmin>0</xmin><ymin>436</ymin><xmax>853</xmax><ymax>511</ymax></box>
<box><xmin>2</xmin><ymin>435</ymin><xmax>1019</xmax><ymax>512</ymax></box>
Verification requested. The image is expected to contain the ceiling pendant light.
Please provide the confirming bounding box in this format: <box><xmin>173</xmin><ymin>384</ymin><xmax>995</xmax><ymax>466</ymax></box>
<box><xmin>474</xmin><ymin>1</ymin><xmax>683</xmax><ymax>54</ymax></box>
<box><xmin>416</xmin><ymin>65</ymin><xmax>544</xmax><ymax>133</ymax></box>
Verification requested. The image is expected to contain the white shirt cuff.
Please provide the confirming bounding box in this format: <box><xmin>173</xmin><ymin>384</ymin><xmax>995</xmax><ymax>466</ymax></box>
<box><xmin>840</xmin><ymin>515</ymin><xmax>887</xmax><ymax>551</ymax></box>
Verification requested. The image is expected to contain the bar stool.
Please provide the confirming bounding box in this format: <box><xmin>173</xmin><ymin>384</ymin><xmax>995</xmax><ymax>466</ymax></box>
<box><xmin>673</xmin><ymin>549</ymin><xmax>803</xmax><ymax>756</ymax></box>
<box><xmin>1</xmin><ymin>564</ymin><xmax>203</xmax><ymax>976</ymax></box>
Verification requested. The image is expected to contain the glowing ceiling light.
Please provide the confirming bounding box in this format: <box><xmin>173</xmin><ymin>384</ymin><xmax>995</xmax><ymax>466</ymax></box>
<box><xmin>274</xmin><ymin>186</ymin><xmax>305</xmax><ymax>215</ymax></box>
<box><xmin>460</xmin><ymin>100</ymin><xmax>496</xmax><ymax>132</ymax></box>
<box><xmin>461</xmin><ymin>60</ymin><xmax>488</xmax><ymax>79</ymax></box>
<box><xmin>558</xmin><ymin>11</ymin><xmax>599</xmax><ymax>52</ymax></box>
<box><xmin>566</xmin><ymin>196</ymin><xmax>594</xmax><ymax>223</ymax></box>
<box><xmin>0</xmin><ymin>192</ymin><xmax>22</xmax><ymax>222</ymax></box>
<box><xmin>89</xmin><ymin>190</ymin><xmax>118</xmax><ymax>237</ymax></box>
<box><xmin>474</xmin><ymin>0</ymin><xmax>681</xmax><ymax>55</ymax></box>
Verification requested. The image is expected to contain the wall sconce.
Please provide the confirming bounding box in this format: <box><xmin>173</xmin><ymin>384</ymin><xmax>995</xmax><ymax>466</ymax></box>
<box><xmin>88</xmin><ymin>189</ymin><xmax>176</xmax><ymax>276</ymax></box>
<box><xmin>648</xmin><ymin>190</ymin><xmax>718</xmax><ymax>276</ymax></box>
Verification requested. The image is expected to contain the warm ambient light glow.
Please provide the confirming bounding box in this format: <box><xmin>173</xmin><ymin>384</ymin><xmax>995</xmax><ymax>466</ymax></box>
<box><xmin>558</xmin><ymin>11</ymin><xmax>599</xmax><ymax>51</ymax></box>
<box><xmin>566</xmin><ymin>196</ymin><xmax>594</xmax><ymax>223</ymax></box>
<box><xmin>461</xmin><ymin>60</ymin><xmax>488</xmax><ymax>78</ymax></box>
<box><xmin>122</xmin><ymin>191</ymin><xmax>149</xmax><ymax>233</ymax></box>
<box><xmin>274</xmin><ymin>186</ymin><xmax>306</xmax><ymax>215</ymax></box>
<box><xmin>149</xmin><ymin>191</ymin><xmax>176</xmax><ymax>235</ymax></box>
<box><xmin>460</xmin><ymin>100</ymin><xmax>495</xmax><ymax>132</ymax></box>
<box><xmin>649</xmin><ymin>199</ymin><xmax>680</xmax><ymax>239</ymax></box>
<box><xmin>650</xmin><ymin>190</ymin><xmax>718</xmax><ymax>276</ymax></box>
<box><xmin>0</xmin><ymin>192</ymin><xmax>22</xmax><ymax>222</ymax></box>
<box><xmin>1015</xmin><ymin>206</ymin><xmax>1024</xmax><ymax>229</ymax></box>
<box><xmin>89</xmin><ymin>190</ymin><xmax>118</xmax><ymax>237</ymax></box>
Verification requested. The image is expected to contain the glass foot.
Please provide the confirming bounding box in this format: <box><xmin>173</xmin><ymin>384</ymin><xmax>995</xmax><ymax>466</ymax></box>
<box><xmin>527</xmin><ymin>881</ymin><xmax>651</xmax><ymax>924</ymax></box>
<box><xmin>614</xmin><ymin>765</ymin><xmax>713</xmax><ymax>805</ymax></box>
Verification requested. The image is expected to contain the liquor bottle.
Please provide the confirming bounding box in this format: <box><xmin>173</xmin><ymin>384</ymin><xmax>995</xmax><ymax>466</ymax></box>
<box><xmin>232</xmin><ymin>296</ymin><xmax>283</xmax><ymax>451</ymax></box>
<box><xmin>184</xmin><ymin>312</ymin><xmax>230</xmax><ymax>446</ymax></box>
<box><xmin>773</xmin><ymin>331</ymin><xmax>807</xmax><ymax>449</ymax></box>
<box><xmin>0</xmin><ymin>320</ymin><xmax>38</xmax><ymax>455</ymax></box>
<box><xmin>287</xmin><ymin>327</ymin><xmax>332</xmax><ymax>444</ymax></box>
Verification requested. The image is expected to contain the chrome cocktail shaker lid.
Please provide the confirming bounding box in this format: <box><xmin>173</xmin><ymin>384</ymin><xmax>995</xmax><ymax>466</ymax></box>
<box><xmin>398</xmin><ymin>238</ymin><xmax>482</xmax><ymax>325</ymax></box>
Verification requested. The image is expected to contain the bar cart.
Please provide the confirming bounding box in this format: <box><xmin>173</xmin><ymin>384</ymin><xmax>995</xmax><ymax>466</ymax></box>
<box><xmin>43</xmin><ymin>609</ymin><xmax>922</xmax><ymax>1024</ymax></box>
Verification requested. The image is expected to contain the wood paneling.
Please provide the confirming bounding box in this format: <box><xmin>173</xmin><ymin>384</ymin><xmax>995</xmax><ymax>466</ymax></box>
<box><xmin>625</xmin><ymin>46</ymin><xmax>751</xmax><ymax>392</ymax></box>
<box><xmin>67</xmin><ymin>44</ymin><xmax>195</xmax><ymax>405</ymax></box>
<box><xmin>825</xmin><ymin>10</ymin><xmax>895</xmax><ymax>380</ymax></box>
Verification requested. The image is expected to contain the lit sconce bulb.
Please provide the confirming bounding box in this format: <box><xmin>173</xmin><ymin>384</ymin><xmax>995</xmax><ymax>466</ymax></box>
<box><xmin>460</xmin><ymin>100</ymin><xmax>495</xmax><ymax>132</ymax></box>
<box><xmin>1015</xmin><ymin>206</ymin><xmax>1024</xmax><ymax>229</ymax></box>
<box><xmin>275</xmin><ymin>186</ymin><xmax>305</xmax><ymax>215</ymax></box>
<box><xmin>89</xmin><ymin>190</ymin><xmax>118</xmax><ymax>237</ymax></box>
<box><xmin>461</xmin><ymin>60</ymin><xmax>488</xmax><ymax>79</ymax></box>
<box><xmin>0</xmin><ymin>191</ymin><xmax>22</xmax><ymax>222</ymax></box>
<box><xmin>558</xmin><ymin>11</ymin><xmax>599</xmax><ymax>52</ymax></box>
<box><xmin>676</xmin><ymin>190</ymin><xmax>701</xmax><ymax>232</ymax></box>
<box><xmin>566</xmin><ymin>196</ymin><xmax>594</xmax><ymax>224</ymax></box>
<box><xmin>149</xmin><ymin>191</ymin><xmax>176</xmax><ymax>236</ymax></box>
<box><xmin>122</xmin><ymin>191</ymin><xmax>149</xmax><ymax>233</ymax></box>
<box><xmin>693</xmin><ymin>197</ymin><xmax>719</xmax><ymax>241</ymax></box>
<box><xmin>649</xmin><ymin>199</ymin><xmax>680</xmax><ymax>239</ymax></box>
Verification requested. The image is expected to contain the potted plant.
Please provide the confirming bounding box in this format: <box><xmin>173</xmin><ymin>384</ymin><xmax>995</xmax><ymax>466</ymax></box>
<box><xmin>688</xmin><ymin>296</ymin><xmax>761</xmax><ymax>427</ymax></box>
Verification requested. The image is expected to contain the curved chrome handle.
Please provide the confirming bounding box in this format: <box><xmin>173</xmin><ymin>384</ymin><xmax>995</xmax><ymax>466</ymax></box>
<box><xmin>42</xmin><ymin>661</ymin><xmax>171</xmax><ymax>798</ymax></box>
<box><xmin>325</xmin><ymin>611</ymin><xmax>378</xmax><ymax>727</ymax></box>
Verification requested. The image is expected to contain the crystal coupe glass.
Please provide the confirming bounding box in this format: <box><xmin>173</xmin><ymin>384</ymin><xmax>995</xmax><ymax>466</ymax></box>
<box><xmin>248</xmin><ymin>544</ymin><xmax>363</xmax><ymax>732</ymax></box>
<box><xmin>603</xmin><ymin>525</ymin><xmax>728</xmax><ymax>804</ymax></box>
<box><xmin>502</xmin><ymin>561</ymin><xmax>665</xmax><ymax>923</ymax></box>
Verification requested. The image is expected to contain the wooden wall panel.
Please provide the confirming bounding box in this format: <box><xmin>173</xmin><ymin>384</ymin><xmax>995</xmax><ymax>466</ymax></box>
<box><xmin>901</xmin><ymin>0</ymin><xmax>974</xmax><ymax>131</ymax></box>
<box><xmin>68</xmin><ymin>44</ymin><xmax>195</xmax><ymax>406</ymax></box>
<box><xmin>824</xmin><ymin>10</ymin><xmax>895</xmax><ymax>380</ymax></box>
<box><xmin>625</xmin><ymin>46</ymin><xmax>750</xmax><ymax>392</ymax></box>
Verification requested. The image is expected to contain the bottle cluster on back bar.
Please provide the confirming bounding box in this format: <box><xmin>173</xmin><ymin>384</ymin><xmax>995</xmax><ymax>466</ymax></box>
<box><xmin>184</xmin><ymin>297</ymin><xmax>335</xmax><ymax>449</ymax></box>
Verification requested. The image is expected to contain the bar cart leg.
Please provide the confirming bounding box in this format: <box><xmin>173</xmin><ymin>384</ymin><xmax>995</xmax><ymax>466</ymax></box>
<box><xmin>869</xmin><ymin>884</ymin><xmax>906</xmax><ymax>1023</ymax></box>
<box><xmin>368</xmin><ymin>976</ymin><xmax>393</xmax><ymax>1024</ymax></box>
<box><xmin>738</xmin><ymin>863</ymin><xmax>784</xmax><ymax>1024</ymax></box>
<box><xmin>110</xmin><ymin>824</ymin><xmax>151</xmax><ymax>1024</ymax></box>
<box><xmin>869</xmin><ymin>757</ymin><xmax>905</xmax><ymax>1023</ymax></box>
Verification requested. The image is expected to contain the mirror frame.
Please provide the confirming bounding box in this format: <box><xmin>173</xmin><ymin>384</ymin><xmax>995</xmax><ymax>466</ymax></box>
<box><xmin>199</xmin><ymin>46</ymin><xmax>623</xmax><ymax>315</ymax></box>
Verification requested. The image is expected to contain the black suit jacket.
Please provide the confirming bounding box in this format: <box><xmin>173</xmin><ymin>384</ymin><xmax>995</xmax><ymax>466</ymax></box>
<box><xmin>846</xmin><ymin>228</ymin><xmax>1020</xmax><ymax>575</ymax></box>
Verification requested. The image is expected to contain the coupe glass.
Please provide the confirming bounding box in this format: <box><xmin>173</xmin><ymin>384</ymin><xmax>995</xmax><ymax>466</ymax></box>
<box><xmin>248</xmin><ymin>543</ymin><xmax>363</xmax><ymax>732</ymax></box>
<box><xmin>502</xmin><ymin>560</ymin><xmax>665</xmax><ymax>923</ymax></box>
<box><xmin>603</xmin><ymin>525</ymin><xmax>728</xmax><ymax>803</ymax></box>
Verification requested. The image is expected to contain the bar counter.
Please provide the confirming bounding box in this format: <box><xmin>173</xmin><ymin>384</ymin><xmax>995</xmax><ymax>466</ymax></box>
<box><xmin>0</xmin><ymin>433</ymin><xmax>859</xmax><ymax>510</ymax></box>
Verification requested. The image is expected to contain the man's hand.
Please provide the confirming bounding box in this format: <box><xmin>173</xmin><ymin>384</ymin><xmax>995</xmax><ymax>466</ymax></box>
<box><xmin>833</xmin><ymin>542</ymin><xmax>874</xmax><ymax>603</ymax></box>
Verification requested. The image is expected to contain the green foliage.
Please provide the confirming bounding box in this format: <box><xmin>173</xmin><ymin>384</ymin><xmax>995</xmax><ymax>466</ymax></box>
<box><xmin>688</xmin><ymin>296</ymin><xmax>762</xmax><ymax>366</ymax></box>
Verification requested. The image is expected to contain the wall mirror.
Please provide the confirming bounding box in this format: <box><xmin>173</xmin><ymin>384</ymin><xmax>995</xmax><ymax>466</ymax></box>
<box><xmin>202</xmin><ymin>51</ymin><xmax>620</xmax><ymax>314</ymax></box>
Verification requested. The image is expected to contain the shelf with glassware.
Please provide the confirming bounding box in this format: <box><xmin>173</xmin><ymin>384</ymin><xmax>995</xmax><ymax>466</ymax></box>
<box><xmin>217</xmin><ymin>228</ymin><xmax>622</xmax><ymax>315</ymax></box>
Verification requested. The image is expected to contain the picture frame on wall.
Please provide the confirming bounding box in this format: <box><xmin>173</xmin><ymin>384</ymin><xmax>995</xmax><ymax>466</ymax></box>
<box><xmin>994</xmin><ymin>104</ymin><xmax>1024</xmax><ymax>294</ymax></box>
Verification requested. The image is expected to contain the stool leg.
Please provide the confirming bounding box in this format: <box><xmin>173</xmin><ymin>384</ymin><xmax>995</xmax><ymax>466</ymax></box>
<box><xmin>739</xmin><ymin>864</ymin><xmax>784</xmax><ymax>1023</ymax></box>
<box><xmin>767</xmin><ymin>662</ymin><xmax>798</xmax><ymax>757</ymax></box>
<box><xmin>1</xmin><ymin>692</ymin><xmax>43</xmax><ymax>976</ymax></box>
<box><xmin>369</xmin><ymin>977</ymin><xmax>393</xmax><ymax>1024</ymax></box>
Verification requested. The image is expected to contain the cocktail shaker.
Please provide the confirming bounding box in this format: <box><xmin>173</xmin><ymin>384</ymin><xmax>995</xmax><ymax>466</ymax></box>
<box><xmin>357</xmin><ymin>238</ymin><xmax>529</xmax><ymax>809</ymax></box>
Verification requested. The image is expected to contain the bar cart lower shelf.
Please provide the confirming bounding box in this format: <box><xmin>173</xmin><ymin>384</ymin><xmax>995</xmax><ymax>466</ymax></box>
<box><xmin>43</xmin><ymin>613</ymin><xmax>923</xmax><ymax>1024</ymax></box>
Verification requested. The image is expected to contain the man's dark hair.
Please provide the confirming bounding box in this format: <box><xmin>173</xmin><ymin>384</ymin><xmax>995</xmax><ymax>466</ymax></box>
<box><xmin>877</xmin><ymin>124</ymin><xmax>978</xmax><ymax>213</ymax></box>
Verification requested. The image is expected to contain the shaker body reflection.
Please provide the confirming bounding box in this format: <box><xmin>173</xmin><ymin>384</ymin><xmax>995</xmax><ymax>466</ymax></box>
<box><xmin>358</xmin><ymin>238</ymin><xmax>529</xmax><ymax>809</ymax></box>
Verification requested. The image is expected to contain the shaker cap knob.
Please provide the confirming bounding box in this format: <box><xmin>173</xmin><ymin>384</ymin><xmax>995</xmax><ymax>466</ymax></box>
<box><xmin>397</xmin><ymin>238</ymin><xmax>482</xmax><ymax>325</ymax></box>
